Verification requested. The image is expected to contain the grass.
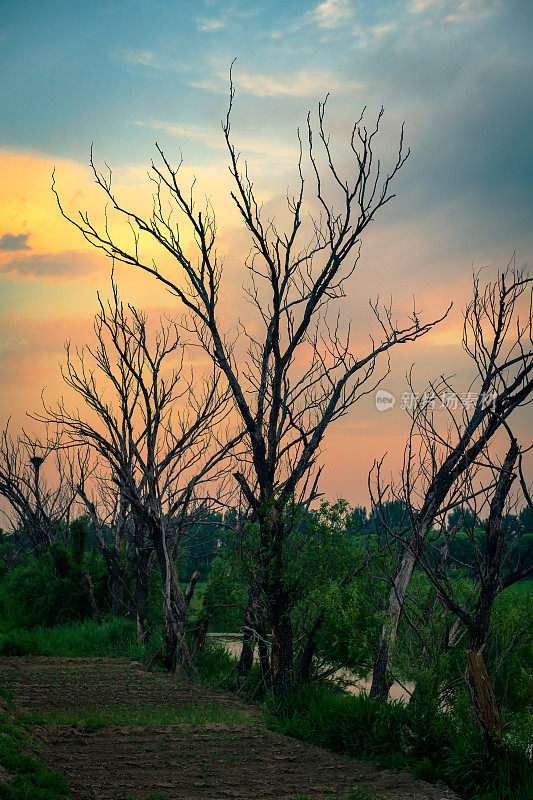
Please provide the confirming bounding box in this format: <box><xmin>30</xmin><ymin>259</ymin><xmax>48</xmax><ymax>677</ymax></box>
<box><xmin>0</xmin><ymin>690</ymin><xmax>69</xmax><ymax>800</ymax></box>
<box><xmin>20</xmin><ymin>702</ymin><xmax>255</xmax><ymax>729</ymax></box>
<box><xmin>270</xmin><ymin>682</ymin><xmax>533</xmax><ymax>800</ymax></box>
<box><xmin>0</xmin><ymin>617</ymin><xmax>160</xmax><ymax>661</ymax></box>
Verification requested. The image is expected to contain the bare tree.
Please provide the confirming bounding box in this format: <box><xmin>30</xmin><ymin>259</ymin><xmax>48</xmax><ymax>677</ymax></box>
<box><xmin>0</xmin><ymin>422</ymin><xmax>74</xmax><ymax>556</ymax></box>
<box><xmin>369</xmin><ymin>263</ymin><xmax>533</xmax><ymax>699</ymax></box>
<box><xmin>40</xmin><ymin>280</ymin><xmax>236</xmax><ymax>669</ymax></box>
<box><xmin>76</xmin><ymin>460</ymin><xmax>133</xmax><ymax>620</ymax></box>
<box><xmin>53</xmin><ymin>79</ymin><xmax>447</xmax><ymax>693</ymax></box>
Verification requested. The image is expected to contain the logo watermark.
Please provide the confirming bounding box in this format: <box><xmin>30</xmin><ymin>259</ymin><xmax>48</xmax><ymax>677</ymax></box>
<box><xmin>374</xmin><ymin>389</ymin><xmax>498</xmax><ymax>412</ymax></box>
<box><xmin>375</xmin><ymin>389</ymin><xmax>396</xmax><ymax>412</ymax></box>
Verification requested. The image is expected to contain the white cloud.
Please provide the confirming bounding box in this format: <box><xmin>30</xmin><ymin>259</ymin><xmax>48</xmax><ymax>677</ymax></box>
<box><xmin>134</xmin><ymin>119</ymin><xmax>299</xmax><ymax>162</ymax></box>
<box><xmin>196</xmin><ymin>17</ymin><xmax>226</xmax><ymax>32</ymax></box>
<box><xmin>117</xmin><ymin>48</ymin><xmax>158</xmax><ymax>67</ymax></box>
<box><xmin>113</xmin><ymin>48</ymin><xmax>188</xmax><ymax>73</ymax></box>
<box><xmin>192</xmin><ymin>68</ymin><xmax>364</xmax><ymax>98</ymax></box>
<box><xmin>311</xmin><ymin>0</ymin><xmax>353</xmax><ymax>29</ymax></box>
<box><xmin>371</xmin><ymin>21</ymin><xmax>399</xmax><ymax>39</ymax></box>
<box><xmin>410</xmin><ymin>0</ymin><xmax>499</xmax><ymax>23</ymax></box>
<box><xmin>236</xmin><ymin>69</ymin><xmax>364</xmax><ymax>98</ymax></box>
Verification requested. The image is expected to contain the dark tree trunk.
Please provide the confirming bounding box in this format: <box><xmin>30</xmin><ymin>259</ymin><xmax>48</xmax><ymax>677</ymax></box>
<box><xmin>105</xmin><ymin>549</ymin><xmax>125</xmax><ymax>616</ymax></box>
<box><xmin>299</xmin><ymin>609</ymin><xmax>325</xmax><ymax>683</ymax></box>
<box><xmin>271</xmin><ymin>595</ymin><xmax>294</xmax><ymax>695</ymax></box>
<box><xmin>151</xmin><ymin>520</ymin><xmax>199</xmax><ymax>672</ymax></box>
<box><xmin>192</xmin><ymin>616</ymin><xmax>209</xmax><ymax>660</ymax></box>
<box><xmin>462</xmin><ymin>440</ymin><xmax>517</xmax><ymax>758</ymax></box>
<box><xmin>134</xmin><ymin>546</ymin><xmax>152</xmax><ymax>644</ymax></box>
<box><xmin>237</xmin><ymin>607</ymin><xmax>256</xmax><ymax>679</ymax></box>
<box><xmin>256</xmin><ymin>614</ymin><xmax>270</xmax><ymax>687</ymax></box>
<box><xmin>465</xmin><ymin>650</ymin><xmax>505</xmax><ymax>759</ymax></box>
<box><xmin>260</xmin><ymin>506</ymin><xmax>295</xmax><ymax>696</ymax></box>
<box><xmin>81</xmin><ymin>569</ymin><xmax>100</xmax><ymax>622</ymax></box>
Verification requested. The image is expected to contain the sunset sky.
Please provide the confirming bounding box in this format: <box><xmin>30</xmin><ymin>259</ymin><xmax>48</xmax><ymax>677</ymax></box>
<box><xmin>0</xmin><ymin>0</ymin><xmax>531</xmax><ymax>504</ymax></box>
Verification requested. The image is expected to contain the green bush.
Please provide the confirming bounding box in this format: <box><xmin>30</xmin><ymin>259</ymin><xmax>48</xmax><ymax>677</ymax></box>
<box><xmin>0</xmin><ymin>548</ymin><xmax>102</xmax><ymax>631</ymax></box>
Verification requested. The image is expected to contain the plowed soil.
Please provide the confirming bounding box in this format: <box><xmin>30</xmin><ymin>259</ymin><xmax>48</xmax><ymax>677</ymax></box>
<box><xmin>0</xmin><ymin>657</ymin><xmax>458</xmax><ymax>800</ymax></box>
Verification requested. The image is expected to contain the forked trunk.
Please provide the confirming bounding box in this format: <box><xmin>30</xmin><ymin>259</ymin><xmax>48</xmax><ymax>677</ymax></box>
<box><xmin>162</xmin><ymin>599</ymin><xmax>189</xmax><ymax>671</ymax></box>
<box><xmin>151</xmin><ymin>521</ymin><xmax>195</xmax><ymax>672</ymax></box>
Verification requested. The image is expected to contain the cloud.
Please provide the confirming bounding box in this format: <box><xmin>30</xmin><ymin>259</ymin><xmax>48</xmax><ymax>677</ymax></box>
<box><xmin>0</xmin><ymin>250</ymin><xmax>103</xmax><ymax>280</ymax></box>
<box><xmin>410</xmin><ymin>0</ymin><xmax>499</xmax><ymax>23</ymax></box>
<box><xmin>233</xmin><ymin>69</ymin><xmax>363</xmax><ymax>98</ymax></box>
<box><xmin>196</xmin><ymin>17</ymin><xmax>226</xmax><ymax>32</ymax></box>
<box><xmin>0</xmin><ymin>233</ymin><xmax>30</xmax><ymax>251</ymax></box>
<box><xmin>191</xmin><ymin>67</ymin><xmax>364</xmax><ymax>98</ymax></box>
<box><xmin>118</xmin><ymin>48</ymin><xmax>157</xmax><ymax>67</ymax></box>
<box><xmin>113</xmin><ymin>48</ymin><xmax>187</xmax><ymax>73</ymax></box>
<box><xmin>311</xmin><ymin>0</ymin><xmax>354</xmax><ymax>29</ymax></box>
<box><xmin>135</xmin><ymin>119</ymin><xmax>299</xmax><ymax>162</ymax></box>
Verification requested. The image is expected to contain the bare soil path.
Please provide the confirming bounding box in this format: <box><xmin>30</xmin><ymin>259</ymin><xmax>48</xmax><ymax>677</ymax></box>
<box><xmin>0</xmin><ymin>657</ymin><xmax>458</xmax><ymax>800</ymax></box>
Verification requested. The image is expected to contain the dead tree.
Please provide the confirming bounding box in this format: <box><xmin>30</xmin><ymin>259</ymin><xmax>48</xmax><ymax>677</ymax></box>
<box><xmin>408</xmin><ymin>435</ymin><xmax>530</xmax><ymax>756</ymax></box>
<box><xmin>53</xmin><ymin>78</ymin><xmax>447</xmax><ymax>693</ymax></box>
<box><xmin>39</xmin><ymin>280</ymin><xmax>236</xmax><ymax>669</ymax></box>
<box><xmin>76</xmin><ymin>465</ymin><xmax>132</xmax><ymax>619</ymax></box>
<box><xmin>369</xmin><ymin>263</ymin><xmax>533</xmax><ymax>699</ymax></box>
<box><xmin>0</xmin><ymin>423</ymin><xmax>74</xmax><ymax>556</ymax></box>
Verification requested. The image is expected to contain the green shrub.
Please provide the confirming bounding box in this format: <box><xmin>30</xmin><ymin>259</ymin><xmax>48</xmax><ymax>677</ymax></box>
<box><xmin>1</xmin><ymin>550</ymin><xmax>92</xmax><ymax>630</ymax></box>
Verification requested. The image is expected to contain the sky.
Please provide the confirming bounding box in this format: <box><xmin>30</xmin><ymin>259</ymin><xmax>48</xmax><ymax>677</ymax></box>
<box><xmin>0</xmin><ymin>0</ymin><xmax>532</xmax><ymax>505</ymax></box>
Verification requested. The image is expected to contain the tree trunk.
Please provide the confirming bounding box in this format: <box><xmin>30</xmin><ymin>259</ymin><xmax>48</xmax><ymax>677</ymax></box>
<box><xmin>299</xmin><ymin>609</ymin><xmax>325</xmax><ymax>683</ymax></box>
<box><xmin>370</xmin><ymin>547</ymin><xmax>416</xmax><ymax>698</ymax></box>
<box><xmin>465</xmin><ymin>650</ymin><xmax>505</xmax><ymax>758</ymax></box>
<box><xmin>237</xmin><ymin>607</ymin><xmax>256</xmax><ymax>679</ymax></box>
<box><xmin>134</xmin><ymin>546</ymin><xmax>152</xmax><ymax>644</ymax></box>
<box><xmin>192</xmin><ymin>616</ymin><xmax>208</xmax><ymax>660</ymax></box>
<box><xmin>81</xmin><ymin>569</ymin><xmax>101</xmax><ymax>622</ymax></box>
<box><xmin>260</xmin><ymin>505</ymin><xmax>294</xmax><ymax>696</ymax></box>
<box><xmin>271</xmin><ymin>604</ymin><xmax>294</xmax><ymax>695</ymax></box>
<box><xmin>256</xmin><ymin>614</ymin><xmax>270</xmax><ymax>687</ymax></box>
<box><xmin>105</xmin><ymin>549</ymin><xmax>125</xmax><ymax>616</ymax></box>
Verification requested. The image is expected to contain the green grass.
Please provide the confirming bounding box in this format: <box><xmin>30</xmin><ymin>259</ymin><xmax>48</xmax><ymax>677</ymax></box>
<box><xmin>0</xmin><ymin>617</ymin><xmax>160</xmax><ymax>660</ymax></box>
<box><xmin>0</xmin><ymin>690</ymin><xmax>69</xmax><ymax>800</ymax></box>
<box><xmin>20</xmin><ymin>702</ymin><xmax>255</xmax><ymax>729</ymax></box>
<box><xmin>270</xmin><ymin>682</ymin><xmax>533</xmax><ymax>800</ymax></box>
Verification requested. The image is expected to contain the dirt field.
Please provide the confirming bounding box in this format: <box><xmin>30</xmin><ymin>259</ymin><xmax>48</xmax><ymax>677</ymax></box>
<box><xmin>0</xmin><ymin>657</ymin><xmax>458</xmax><ymax>800</ymax></box>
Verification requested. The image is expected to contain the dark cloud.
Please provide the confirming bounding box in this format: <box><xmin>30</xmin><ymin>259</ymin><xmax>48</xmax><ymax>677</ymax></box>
<box><xmin>0</xmin><ymin>249</ymin><xmax>103</xmax><ymax>279</ymax></box>
<box><xmin>0</xmin><ymin>232</ymin><xmax>30</xmax><ymax>251</ymax></box>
